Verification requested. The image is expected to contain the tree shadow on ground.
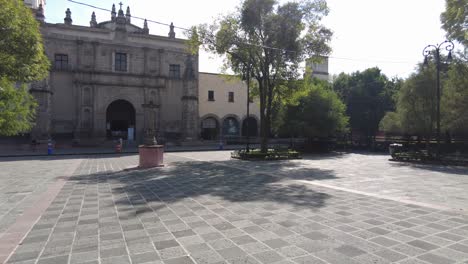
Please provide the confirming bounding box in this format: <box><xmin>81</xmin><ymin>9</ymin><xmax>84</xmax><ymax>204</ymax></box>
<box><xmin>68</xmin><ymin>159</ymin><xmax>338</xmax><ymax>214</ymax></box>
<box><xmin>389</xmin><ymin>161</ymin><xmax>468</xmax><ymax>176</ymax></box>
<box><xmin>0</xmin><ymin>153</ymin><xmax>136</xmax><ymax>162</ymax></box>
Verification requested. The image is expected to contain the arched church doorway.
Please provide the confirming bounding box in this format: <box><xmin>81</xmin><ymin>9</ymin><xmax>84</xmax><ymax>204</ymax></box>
<box><xmin>201</xmin><ymin>117</ymin><xmax>219</xmax><ymax>140</ymax></box>
<box><xmin>242</xmin><ymin>117</ymin><xmax>258</xmax><ymax>137</ymax></box>
<box><xmin>106</xmin><ymin>99</ymin><xmax>135</xmax><ymax>140</ymax></box>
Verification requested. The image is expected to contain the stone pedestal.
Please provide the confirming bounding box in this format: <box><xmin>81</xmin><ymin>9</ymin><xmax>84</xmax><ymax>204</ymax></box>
<box><xmin>139</xmin><ymin>145</ymin><xmax>164</xmax><ymax>168</ymax></box>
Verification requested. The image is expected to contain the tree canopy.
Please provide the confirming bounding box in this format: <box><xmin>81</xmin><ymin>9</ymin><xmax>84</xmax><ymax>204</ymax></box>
<box><xmin>440</xmin><ymin>0</ymin><xmax>467</xmax><ymax>47</ymax></box>
<box><xmin>0</xmin><ymin>0</ymin><xmax>49</xmax><ymax>82</ymax></box>
<box><xmin>277</xmin><ymin>78</ymin><xmax>348</xmax><ymax>138</ymax></box>
<box><xmin>441</xmin><ymin>56</ymin><xmax>468</xmax><ymax>135</ymax></box>
<box><xmin>0</xmin><ymin>0</ymin><xmax>49</xmax><ymax>136</ymax></box>
<box><xmin>189</xmin><ymin>0</ymin><xmax>332</xmax><ymax>152</ymax></box>
<box><xmin>380</xmin><ymin>56</ymin><xmax>468</xmax><ymax>142</ymax></box>
<box><xmin>332</xmin><ymin>68</ymin><xmax>400</xmax><ymax>145</ymax></box>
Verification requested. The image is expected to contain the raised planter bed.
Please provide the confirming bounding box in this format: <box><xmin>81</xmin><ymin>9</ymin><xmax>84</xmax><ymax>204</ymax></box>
<box><xmin>231</xmin><ymin>148</ymin><xmax>302</xmax><ymax>161</ymax></box>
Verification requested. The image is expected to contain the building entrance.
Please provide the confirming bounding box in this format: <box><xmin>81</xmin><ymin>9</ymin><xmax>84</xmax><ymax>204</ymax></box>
<box><xmin>106</xmin><ymin>99</ymin><xmax>135</xmax><ymax>140</ymax></box>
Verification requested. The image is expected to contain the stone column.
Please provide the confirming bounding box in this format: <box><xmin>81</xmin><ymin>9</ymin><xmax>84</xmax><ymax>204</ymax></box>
<box><xmin>30</xmin><ymin>78</ymin><xmax>52</xmax><ymax>141</ymax></box>
<box><xmin>142</xmin><ymin>101</ymin><xmax>159</xmax><ymax>145</ymax></box>
<box><xmin>181</xmin><ymin>55</ymin><xmax>199</xmax><ymax>141</ymax></box>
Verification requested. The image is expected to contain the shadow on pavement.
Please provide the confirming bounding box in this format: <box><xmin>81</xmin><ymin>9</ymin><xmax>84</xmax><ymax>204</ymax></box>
<box><xmin>389</xmin><ymin>161</ymin><xmax>468</xmax><ymax>176</ymax></box>
<box><xmin>68</xmin><ymin>159</ymin><xmax>337</xmax><ymax>213</ymax></box>
<box><xmin>0</xmin><ymin>153</ymin><xmax>137</xmax><ymax>162</ymax></box>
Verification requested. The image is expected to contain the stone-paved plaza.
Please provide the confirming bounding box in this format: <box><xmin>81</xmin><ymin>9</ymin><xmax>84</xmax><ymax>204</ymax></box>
<box><xmin>1</xmin><ymin>151</ymin><xmax>468</xmax><ymax>264</ymax></box>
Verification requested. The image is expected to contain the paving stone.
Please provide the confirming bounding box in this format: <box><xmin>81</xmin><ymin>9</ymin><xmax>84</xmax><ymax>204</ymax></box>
<box><xmin>276</xmin><ymin>245</ymin><xmax>308</xmax><ymax>258</ymax></box>
<box><xmin>216</xmin><ymin>246</ymin><xmax>246</xmax><ymax>260</ymax></box>
<box><xmin>8</xmin><ymin>251</ymin><xmax>40</xmax><ymax>263</ymax></box>
<box><xmin>208</xmin><ymin>239</ymin><xmax>236</xmax><ymax>250</ymax></box>
<box><xmin>231</xmin><ymin>235</ymin><xmax>257</xmax><ymax>245</ymax></box>
<box><xmin>163</xmin><ymin>256</ymin><xmax>195</xmax><ymax>264</ymax></box>
<box><xmin>449</xmin><ymin>243</ymin><xmax>468</xmax><ymax>254</ymax></box>
<box><xmin>228</xmin><ymin>255</ymin><xmax>260</xmax><ymax>264</ymax></box>
<box><xmin>158</xmin><ymin>246</ymin><xmax>187</xmax><ymax>260</ymax></box>
<box><xmin>397</xmin><ymin>258</ymin><xmax>428</xmax><ymax>264</ymax></box>
<box><xmin>334</xmin><ymin>245</ymin><xmax>366</xmax><ymax>257</ymax></box>
<box><xmin>190</xmin><ymin>249</ymin><xmax>224</xmax><ymax>263</ymax></box>
<box><xmin>352</xmin><ymin>253</ymin><xmax>391</xmax><ymax>264</ymax></box>
<box><xmin>390</xmin><ymin>243</ymin><xmax>425</xmax><ymax>257</ymax></box>
<box><xmin>100</xmin><ymin>246</ymin><xmax>128</xmax><ymax>258</ymax></box>
<box><xmin>407</xmin><ymin>240</ymin><xmax>439</xmax><ymax>251</ymax></box>
<box><xmin>263</xmin><ymin>238</ymin><xmax>289</xmax><ymax>249</ymax></box>
<box><xmin>314</xmin><ymin>249</ymin><xmax>360</xmax><ymax>264</ymax></box>
<box><xmin>172</xmin><ymin>229</ymin><xmax>196</xmax><ymax>238</ymax></box>
<box><xmin>36</xmin><ymin>255</ymin><xmax>69</xmax><ymax>264</ymax></box>
<box><xmin>417</xmin><ymin>253</ymin><xmax>456</xmax><ymax>264</ymax></box>
<box><xmin>291</xmin><ymin>255</ymin><xmax>326</xmax><ymax>264</ymax></box>
<box><xmin>101</xmin><ymin>255</ymin><xmax>131</xmax><ymax>264</ymax></box>
<box><xmin>373</xmin><ymin>249</ymin><xmax>407</xmax><ymax>262</ymax></box>
<box><xmin>70</xmin><ymin>251</ymin><xmax>99</xmax><ymax>264</ymax></box>
<box><xmin>302</xmin><ymin>232</ymin><xmax>328</xmax><ymax>241</ymax></box>
<box><xmin>3</xmin><ymin>153</ymin><xmax>468</xmax><ymax>264</ymax></box>
<box><xmin>154</xmin><ymin>240</ymin><xmax>180</xmax><ymax>250</ymax></box>
<box><xmin>400</xmin><ymin>229</ymin><xmax>426</xmax><ymax>238</ymax></box>
<box><xmin>435</xmin><ymin>232</ymin><xmax>465</xmax><ymax>242</ymax></box>
<box><xmin>130</xmin><ymin>251</ymin><xmax>160</xmax><ymax>264</ymax></box>
<box><xmin>370</xmin><ymin>236</ymin><xmax>400</xmax><ymax>247</ymax></box>
<box><xmin>253</xmin><ymin>250</ymin><xmax>284</xmax><ymax>263</ymax></box>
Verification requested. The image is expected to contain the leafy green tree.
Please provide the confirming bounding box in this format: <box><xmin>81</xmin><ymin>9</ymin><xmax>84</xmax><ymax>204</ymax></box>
<box><xmin>189</xmin><ymin>0</ymin><xmax>332</xmax><ymax>152</ymax></box>
<box><xmin>391</xmin><ymin>65</ymin><xmax>437</xmax><ymax>147</ymax></box>
<box><xmin>278</xmin><ymin>78</ymin><xmax>348</xmax><ymax>138</ymax></box>
<box><xmin>379</xmin><ymin>112</ymin><xmax>402</xmax><ymax>135</ymax></box>
<box><xmin>442</xmin><ymin>56</ymin><xmax>468</xmax><ymax>135</ymax></box>
<box><xmin>0</xmin><ymin>0</ymin><xmax>49</xmax><ymax>135</ymax></box>
<box><xmin>0</xmin><ymin>79</ymin><xmax>37</xmax><ymax>136</ymax></box>
<box><xmin>440</xmin><ymin>0</ymin><xmax>467</xmax><ymax>47</ymax></box>
<box><xmin>332</xmin><ymin>68</ymin><xmax>399</xmax><ymax>146</ymax></box>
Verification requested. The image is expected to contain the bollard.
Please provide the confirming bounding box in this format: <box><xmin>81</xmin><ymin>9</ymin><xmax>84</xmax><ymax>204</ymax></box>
<box><xmin>219</xmin><ymin>140</ymin><xmax>224</xmax><ymax>150</ymax></box>
<box><xmin>47</xmin><ymin>139</ymin><xmax>53</xmax><ymax>155</ymax></box>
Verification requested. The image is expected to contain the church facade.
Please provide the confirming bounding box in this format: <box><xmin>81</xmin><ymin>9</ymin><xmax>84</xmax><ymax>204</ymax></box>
<box><xmin>30</xmin><ymin>4</ymin><xmax>199</xmax><ymax>144</ymax></box>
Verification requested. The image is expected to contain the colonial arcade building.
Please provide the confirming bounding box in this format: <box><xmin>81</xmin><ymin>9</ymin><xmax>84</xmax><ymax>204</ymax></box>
<box><xmin>30</xmin><ymin>3</ymin><xmax>199</xmax><ymax>143</ymax></box>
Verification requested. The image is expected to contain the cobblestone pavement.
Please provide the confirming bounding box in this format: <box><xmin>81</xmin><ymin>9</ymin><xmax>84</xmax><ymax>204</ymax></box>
<box><xmin>3</xmin><ymin>152</ymin><xmax>468</xmax><ymax>264</ymax></box>
<box><xmin>175</xmin><ymin>151</ymin><xmax>468</xmax><ymax>212</ymax></box>
<box><xmin>0</xmin><ymin>157</ymin><xmax>82</xmax><ymax>234</ymax></box>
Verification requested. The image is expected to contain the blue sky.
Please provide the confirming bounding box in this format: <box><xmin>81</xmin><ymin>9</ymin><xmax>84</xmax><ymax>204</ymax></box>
<box><xmin>43</xmin><ymin>0</ymin><xmax>449</xmax><ymax>78</ymax></box>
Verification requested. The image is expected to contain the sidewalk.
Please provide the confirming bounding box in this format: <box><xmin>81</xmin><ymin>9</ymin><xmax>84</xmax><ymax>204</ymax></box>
<box><xmin>0</xmin><ymin>144</ymin><xmax>262</xmax><ymax>158</ymax></box>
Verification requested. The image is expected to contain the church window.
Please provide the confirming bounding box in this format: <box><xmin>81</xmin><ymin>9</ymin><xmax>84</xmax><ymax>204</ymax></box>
<box><xmin>54</xmin><ymin>54</ymin><xmax>68</xmax><ymax>70</ymax></box>
<box><xmin>208</xmin><ymin>90</ymin><xmax>214</xmax><ymax>101</ymax></box>
<box><xmin>169</xmin><ymin>64</ymin><xmax>180</xmax><ymax>79</ymax></box>
<box><xmin>228</xmin><ymin>92</ymin><xmax>234</xmax><ymax>102</ymax></box>
<box><xmin>115</xmin><ymin>52</ymin><xmax>127</xmax><ymax>72</ymax></box>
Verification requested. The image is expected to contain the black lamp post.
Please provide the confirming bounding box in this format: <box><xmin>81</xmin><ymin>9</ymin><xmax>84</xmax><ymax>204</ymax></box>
<box><xmin>422</xmin><ymin>40</ymin><xmax>454</xmax><ymax>157</ymax></box>
<box><xmin>243</xmin><ymin>63</ymin><xmax>252</xmax><ymax>153</ymax></box>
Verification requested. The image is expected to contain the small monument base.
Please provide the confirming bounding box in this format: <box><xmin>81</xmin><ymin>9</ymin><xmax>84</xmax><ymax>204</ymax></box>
<box><xmin>138</xmin><ymin>145</ymin><xmax>164</xmax><ymax>168</ymax></box>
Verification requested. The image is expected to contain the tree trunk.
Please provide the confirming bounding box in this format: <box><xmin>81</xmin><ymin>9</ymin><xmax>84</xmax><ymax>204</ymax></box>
<box><xmin>259</xmin><ymin>80</ymin><xmax>268</xmax><ymax>153</ymax></box>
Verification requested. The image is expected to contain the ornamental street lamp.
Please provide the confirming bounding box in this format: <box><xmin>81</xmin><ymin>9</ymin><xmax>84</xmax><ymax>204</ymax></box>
<box><xmin>422</xmin><ymin>40</ymin><xmax>454</xmax><ymax>157</ymax></box>
<box><xmin>242</xmin><ymin>63</ymin><xmax>252</xmax><ymax>153</ymax></box>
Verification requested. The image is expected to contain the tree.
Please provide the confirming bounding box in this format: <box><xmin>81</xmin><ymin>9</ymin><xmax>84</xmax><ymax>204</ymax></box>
<box><xmin>0</xmin><ymin>79</ymin><xmax>37</xmax><ymax>136</ymax></box>
<box><xmin>189</xmin><ymin>0</ymin><xmax>332</xmax><ymax>152</ymax></box>
<box><xmin>0</xmin><ymin>0</ymin><xmax>49</xmax><ymax>135</ymax></box>
<box><xmin>332</xmin><ymin>68</ymin><xmax>399</xmax><ymax>146</ymax></box>
<box><xmin>278</xmin><ymin>78</ymin><xmax>348</xmax><ymax>138</ymax></box>
<box><xmin>381</xmin><ymin>65</ymin><xmax>438</xmax><ymax>147</ymax></box>
<box><xmin>440</xmin><ymin>0</ymin><xmax>467</xmax><ymax>47</ymax></box>
<box><xmin>379</xmin><ymin>112</ymin><xmax>402</xmax><ymax>135</ymax></box>
<box><xmin>442</xmin><ymin>56</ymin><xmax>468</xmax><ymax>135</ymax></box>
